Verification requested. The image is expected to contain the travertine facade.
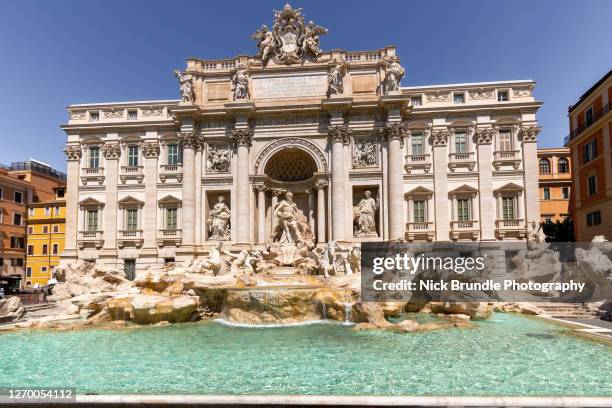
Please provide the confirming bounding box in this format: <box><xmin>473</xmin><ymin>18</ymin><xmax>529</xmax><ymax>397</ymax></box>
<box><xmin>60</xmin><ymin>4</ymin><xmax>542</xmax><ymax>271</ymax></box>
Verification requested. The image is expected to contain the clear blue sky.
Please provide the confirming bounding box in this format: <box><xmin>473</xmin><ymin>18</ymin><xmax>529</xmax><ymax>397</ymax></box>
<box><xmin>1</xmin><ymin>0</ymin><xmax>611</xmax><ymax>171</ymax></box>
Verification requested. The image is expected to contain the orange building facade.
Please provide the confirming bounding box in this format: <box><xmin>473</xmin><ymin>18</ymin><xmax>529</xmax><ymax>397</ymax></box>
<box><xmin>565</xmin><ymin>69</ymin><xmax>612</xmax><ymax>241</ymax></box>
<box><xmin>537</xmin><ymin>148</ymin><xmax>572</xmax><ymax>224</ymax></box>
<box><xmin>0</xmin><ymin>167</ymin><xmax>33</xmax><ymax>280</ymax></box>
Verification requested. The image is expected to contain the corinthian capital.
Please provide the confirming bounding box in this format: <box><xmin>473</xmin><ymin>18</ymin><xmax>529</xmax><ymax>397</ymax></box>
<box><xmin>474</xmin><ymin>128</ymin><xmax>494</xmax><ymax>145</ymax></box>
<box><xmin>431</xmin><ymin>130</ymin><xmax>450</xmax><ymax>147</ymax></box>
<box><xmin>230</xmin><ymin>128</ymin><xmax>253</xmax><ymax>148</ymax></box>
<box><xmin>328</xmin><ymin>125</ymin><xmax>352</xmax><ymax>145</ymax></box>
<box><xmin>518</xmin><ymin>125</ymin><xmax>541</xmax><ymax>143</ymax></box>
<box><xmin>380</xmin><ymin>123</ymin><xmax>406</xmax><ymax>146</ymax></box>
<box><xmin>63</xmin><ymin>144</ymin><xmax>82</xmax><ymax>161</ymax></box>
<box><xmin>101</xmin><ymin>143</ymin><xmax>121</xmax><ymax>160</ymax></box>
<box><xmin>178</xmin><ymin>131</ymin><xmax>201</xmax><ymax>150</ymax></box>
<box><xmin>142</xmin><ymin>142</ymin><xmax>161</xmax><ymax>158</ymax></box>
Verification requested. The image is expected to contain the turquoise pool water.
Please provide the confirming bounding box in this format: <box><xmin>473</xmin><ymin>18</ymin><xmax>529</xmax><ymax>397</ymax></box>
<box><xmin>0</xmin><ymin>313</ymin><xmax>610</xmax><ymax>396</ymax></box>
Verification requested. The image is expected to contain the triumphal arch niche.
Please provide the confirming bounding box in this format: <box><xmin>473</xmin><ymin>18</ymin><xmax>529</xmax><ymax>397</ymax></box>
<box><xmin>171</xmin><ymin>3</ymin><xmax>410</xmax><ymax>249</ymax></box>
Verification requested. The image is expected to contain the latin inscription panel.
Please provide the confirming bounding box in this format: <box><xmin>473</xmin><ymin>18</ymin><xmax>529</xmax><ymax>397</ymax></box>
<box><xmin>252</xmin><ymin>74</ymin><xmax>327</xmax><ymax>99</ymax></box>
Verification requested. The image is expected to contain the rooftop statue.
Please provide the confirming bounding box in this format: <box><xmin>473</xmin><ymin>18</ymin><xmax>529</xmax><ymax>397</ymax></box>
<box><xmin>251</xmin><ymin>3</ymin><xmax>328</xmax><ymax>65</ymax></box>
<box><xmin>173</xmin><ymin>70</ymin><xmax>195</xmax><ymax>103</ymax></box>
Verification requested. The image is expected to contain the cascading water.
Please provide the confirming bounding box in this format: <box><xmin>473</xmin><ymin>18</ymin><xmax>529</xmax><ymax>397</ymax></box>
<box><xmin>342</xmin><ymin>302</ymin><xmax>354</xmax><ymax>325</ymax></box>
<box><xmin>320</xmin><ymin>301</ymin><xmax>328</xmax><ymax>320</ymax></box>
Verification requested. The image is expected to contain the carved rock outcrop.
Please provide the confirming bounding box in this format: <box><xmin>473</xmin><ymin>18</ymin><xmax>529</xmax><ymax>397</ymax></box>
<box><xmin>0</xmin><ymin>297</ymin><xmax>25</xmax><ymax>323</ymax></box>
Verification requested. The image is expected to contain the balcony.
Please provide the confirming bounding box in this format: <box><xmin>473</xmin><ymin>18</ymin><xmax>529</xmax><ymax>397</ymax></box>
<box><xmin>493</xmin><ymin>150</ymin><xmax>521</xmax><ymax>170</ymax></box>
<box><xmin>80</xmin><ymin>167</ymin><xmax>105</xmax><ymax>185</ymax></box>
<box><xmin>405</xmin><ymin>222</ymin><xmax>435</xmax><ymax>242</ymax></box>
<box><xmin>120</xmin><ymin>166</ymin><xmax>144</xmax><ymax>184</ymax></box>
<box><xmin>157</xmin><ymin>229</ymin><xmax>182</xmax><ymax>247</ymax></box>
<box><xmin>566</xmin><ymin>103</ymin><xmax>610</xmax><ymax>144</ymax></box>
<box><xmin>404</xmin><ymin>154</ymin><xmax>432</xmax><ymax>173</ymax></box>
<box><xmin>450</xmin><ymin>220</ymin><xmax>479</xmax><ymax>240</ymax></box>
<box><xmin>117</xmin><ymin>229</ymin><xmax>144</xmax><ymax>248</ymax></box>
<box><xmin>495</xmin><ymin>219</ymin><xmax>527</xmax><ymax>239</ymax></box>
<box><xmin>159</xmin><ymin>164</ymin><xmax>183</xmax><ymax>183</ymax></box>
<box><xmin>448</xmin><ymin>152</ymin><xmax>476</xmax><ymax>172</ymax></box>
<box><xmin>78</xmin><ymin>230</ymin><xmax>104</xmax><ymax>249</ymax></box>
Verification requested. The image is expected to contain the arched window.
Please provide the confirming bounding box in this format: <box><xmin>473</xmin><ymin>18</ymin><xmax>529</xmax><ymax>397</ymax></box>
<box><xmin>539</xmin><ymin>158</ymin><xmax>551</xmax><ymax>174</ymax></box>
<box><xmin>557</xmin><ymin>158</ymin><xmax>569</xmax><ymax>173</ymax></box>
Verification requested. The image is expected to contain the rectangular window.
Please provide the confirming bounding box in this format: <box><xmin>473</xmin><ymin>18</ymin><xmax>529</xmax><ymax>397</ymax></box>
<box><xmin>89</xmin><ymin>147</ymin><xmax>100</xmax><ymax>168</ymax></box>
<box><xmin>562</xmin><ymin>187</ymin><xmax>570</xmax><ymax>199</ymax></box>
<box><xmin>543</xmin><ymin>188</ymin><xmax>550</xmax><ymax>200</ymax></box>
<box><xmin>86</xmin><ymin>210</ymin><xmax>99</xmax><ymax>231</ymax></box>
<box><xmin>587</xmin><ymin>174</ymin><xmax>597</xmax><ymax>196</ymax></box>
<box><xmin>44</xmin><ymin>207</ymin><xmax>50</xmax><ymax>216</ymax></box>
<box><xmin>457</xmin><ymin>199</ymin><xmax>471</xmax><ymax>222</ymax></box>
<box><xmin>0</xmin><ymin>187</ymin><xmax>3</xmax><ymax>199</ymax></box>
<box><xmin>410</xmin><ymin>96</ymin><xmax>422</xmax><ymax>106</ymax></box>
<box><xmin>53</xmin><ymin>225</ymin><xmax>59</xmax><ymax>233</ymax></box>
<box><xmin>14</xmin><ymin>191</ymin><xmax>23</xmax><ymax>204</ymax></box>
<box><xmin>455</xmin><ymin>132</ymin><xmax>467</xmax><ymax>153</ymax></box>
<box><xmin>27</xmin><ymin>226</ymin><xmax>33</xmax><ymax>234</ymax></box>
<box><xmin>411</xmin><ymin>134</ymin><xmax>424</xmax><ymax>155</ymax></box>
<box><xmin>127</xmin><ymin>110</ymin><xmax>138</xmax><ymax>120</ymax></box>
<box><xmin>41</xmin><ymin>266</ymin><xmax>48</xmax><ymax>274</ymax></box>
<box><xmin>453</xmin><ymin>93</ymin><xmax>465</xmax><ymax>104</ymax></box>
<box><xmin>27</xmin><ymin>245</ymin><xmax>34</xmax><ymax>256</ymax></box>
<box><xmin>28</xmin><ymin>208</ymin><xmax>34</xmax><ymax>216</ymax></box>
<box><xmin>167</xmin><ymin>144</ymin><xmax>180</xmax><ymax>165</ymax></box>
<box><xmin>52</xmin><ymin>244</ymin><xmax>59</xmax><ymax>255</ymax></box>
<box><xmin>583</xmin><ymin>140</ymin><xmax>597</xmax><ymax>163</ymax></box>
<box><xmin>89</xmin><ymin>111</ymin><xmax>99</xmax><ymax>122</ymax></box>
<box><xmin>43</xmin><ymin>226</ymin><xmax>49</xmax><ymax>234</ymax></box>
<box><xmin>502</xmin><ymin>197</ymin><xmax>516</xmax><ymax>220</ymax></box>
<box><xmin>166</xmin><ymin>208</ymin><xmax>178</xmax><ymax>230</ymax></box>
<box><xmin>42</xmin><ymin>244</ymin><xmax>48</xmax><ymax>255</ymax></box>
<box><xmin>126</xmin><ymin>208</ymin><xmax>138</xmax><ymax>230</ymax></box>
<box><xmin>586</xmin><ymin>211</ymin><xmax>602</xmax><ymax>227</ymax></box>
<box><xmin>55</xmin><ymin>206</ymin><xmax>60</xmax><ymax>215</ymax></box>
<box><xmin>12</xmin><ymin>258</ymin><xmax>24</xmax><ymax>267</ymax></box>
<box><xmin>585</xmin><ymin>107</ymin><xmax>594</xmax><ymax>126</ymax></box>
<box><xmin>413</xmin><ymin>200</ymin><xmax>426</xmax><ymax>223</ymax></box>
<box><xmin>497</xmin><ymin>91</ymin><xmax>509</xmax><ymax>102</ymax></box>
<box><xmin>498</xmin><ymin>130</ymin><xmax>512</xmax><ymax>151</ymax></box>
<box><xmin>13</xmin><ymin>213</ymin><xmax>22</xmax><ymax>226</ymax></box>
<box><xmin>26</xmin><ymin>267</ymin><xmax>32</xmax><ymax>277</ymax></box>
<box><xmin>56</xmin><ymin>188</ymin><xmax>65</xmax><ymax>198</ymax></box>
<box><xmin>128</xmin><ymin>146</ymin><xmax>139</xmax><ymax>167</ymax></box>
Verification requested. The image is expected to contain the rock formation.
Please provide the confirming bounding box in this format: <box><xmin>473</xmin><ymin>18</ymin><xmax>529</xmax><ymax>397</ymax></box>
<box><xmin>0</xmin><ymin>296</ymin><xmax>25</xmax><ymax>323</ymax></box>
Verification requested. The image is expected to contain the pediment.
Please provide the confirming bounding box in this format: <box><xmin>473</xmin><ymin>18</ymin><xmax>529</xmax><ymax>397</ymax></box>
<box><xmin>118</xmin><ymin>195</ymin><xmax>144</xmax><ymax>207</ymax></box>
<box><xmin>494</xmin><ymin>183</ymin><xmax>523</xmax><ymax>195</ymax></box>
<box><xmin>157</xmin><ymin>195</ymin><xmax>182</xmax><ymax>207</ymax></box>
<box><xmin>405</xmin><ymin>186</ymin><xmax>434</xmax><ymax>197</ymax></box>
<box><xmin>448</xmin><ymin>184</ymin><xmax>478</xmax><ymax>197</ymax></box>
<box><xmin>78</xmin><ymin>197</ymin><xmax>105</xmax><ymax>207</ymax></box>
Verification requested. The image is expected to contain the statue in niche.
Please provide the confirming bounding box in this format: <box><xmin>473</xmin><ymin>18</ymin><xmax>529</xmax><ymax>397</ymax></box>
<box><xmin>353</xmin><ymin>190</ymin><xmax>379</xmax><ymax>237</ymax></box>
<box><xmin>377</xmin><ymin>56</ymin><xmax>405</xmax><ymax>95</ymax></box>
<box><xmin>326</xmin><ymin>59</ymin><xmax>347</xmax><ymax>98</ymax></box>
<box><xmin>207</xmin><ymin>195</ymin><xmax>231</xmax><ymax>240</ymax></box>
<box><xmin>231</xmin><ymin>65</ymin><xmax>250</xmax><ymax>101</ymax></box>
<box><xmin>273</xmin><ymin>192</ymin><xmax>303</xmax><ymax>245</ymax></box>
<box><xmin>173</xmin><ymin>70</ymin><xmax>195</xmax><ymax>103</ymax></box>
<box><xmin>207</xmin><ymin>145</ymin><xmax>230</xmax><ymax>173</ymax></box>
<box><xmin>353</xmin><ymin>140</ymin><xmax>377</xmax><ymax>167</ymax></box>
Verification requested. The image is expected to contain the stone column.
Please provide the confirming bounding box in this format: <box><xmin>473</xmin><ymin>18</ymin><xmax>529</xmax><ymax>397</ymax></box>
<box><xmin>432</xmin><ymin>130</ymin><xmax>450</xmax><ymax>241</ymax></box>
<box><xmin>255</xmin><ymin>184</ymin><xmax>267</xmax><ymax>243</ymax></box>
<box><xmin>382</xmin><ymin>123</ymin><xmax>406</xmax><ymax>240</ymax></box>
<box><xmin>194</xmin><ymin>145</ymin><xmax>203</xmax><ymax>246</ymax></box>
<box><xmin>179</xmin><ymin>132</ymin><xmax>197</xmax><ymax>247</ymax></box>
<box><xmin>231</xmin><ymin>129</ymin><xmax>253</xmax><ymax>243</ymax></box>
<box><xmin>519</xmin><ymin>125</ymin><xmax>542</xmax><ymax>235</ymax></box>
<box><xmin>316</xmin><ymin>180</ymin><xmax>328</xmax><ymax>243</ymax></box>
<box><xmin>101</xmin><ymin>142</ymin><xmax>121</xmax><ymax>251</ymax></box>
<box><xmin>475</xmin><ymin>128</ymin><xmax>495</xmax><ymax>240</ymax></box>
<box><xmin>61</xmin><ymin>144</ymin><xmax>82</xmax><ymax>261</ymax></box>
<box><xmin>142</xmin><ymin>140</ymin><xmax>160</xmax><ymax>249</ymax></box>
<box><xmin>329</xmin><ymin>125</ymin><xmax>350</xmax><ymax>241</ymax></box>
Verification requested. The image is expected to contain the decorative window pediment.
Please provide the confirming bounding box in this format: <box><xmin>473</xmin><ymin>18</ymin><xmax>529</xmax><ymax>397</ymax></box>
<box><xmin>405</xmin><ymin>186</ymin><xmax>434</xmax><ymax>199</ymax></box>
<box><xmin>448</xmin><ymin>184</ymin><xmax>478</xmax><ymax>198</ymax></box>
<box><xmin>118</xmin><ymin>195</ymin><xmax>144</xmax><ymax>209</ymax></box>
<box><xmin>494</xmin><ymin>183</ymin><xmax>523</xmax><ymax>197</ymax></box>
<box><xmin>158</xmin><ymin>195</ymin><xmax>182</xmax><ymax>208</ymax></box>
<box><xmin>78</xmin><ymin>197</ymin><xmax>105</xmax><ymax>209</ymax></box>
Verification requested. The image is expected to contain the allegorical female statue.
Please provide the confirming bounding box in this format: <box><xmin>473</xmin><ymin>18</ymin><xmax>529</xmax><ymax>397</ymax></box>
<box><xmin>208</xmin><ymin>195</ymin><xmax>231</xmax><ymax>240</ymax></box>
<box><xmin>231</xmin><ymin>66</ymin><xmax>250</xmax><ymax>101</ymax></box>
<box><xmin>353</xmin><ymin>190</ymin><xmax>379</xmax><ymax>237</ymax></box>
<box><xmin>174</xmin><ymin>70</ymin><xmax>195</xmax><ymax>103</ymax></box>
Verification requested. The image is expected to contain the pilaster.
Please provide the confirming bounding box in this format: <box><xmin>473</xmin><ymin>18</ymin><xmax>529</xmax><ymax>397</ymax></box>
<box><xmin>142</xmin><ymin>137</ymin><xmax>160</xmax><ymax>250</ymax></box>
<box><xmin>475</xmin><ymin>128</ymin><xmax>495</xmax><ymax>240</ymax></box>
<box><xmin>431</xmin><ymin>129</ymin><xmax>450</xmax><ymax>241</ymax></box>
<box><xmin>519</xmin><ymin>125</ymin><xmax>542</xmax><ymax>233</ymax></box>
<box><xmin>61</xmin><ymin>143</ymin><xmax>82</xmax><ymax>261</ymax></box>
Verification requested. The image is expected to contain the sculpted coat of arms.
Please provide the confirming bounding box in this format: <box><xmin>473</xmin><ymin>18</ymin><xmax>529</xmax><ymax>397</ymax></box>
<box><xmin>251</xmin><ymin>4</ymin><xmax>328</xmax><ymax>65</ymax></box>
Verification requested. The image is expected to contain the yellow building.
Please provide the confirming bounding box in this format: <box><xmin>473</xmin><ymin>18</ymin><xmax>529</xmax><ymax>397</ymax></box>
<box><xmin>25</xmin><ymin>187</ymin><xmax>66</xmax><ymax>287</ymax></box>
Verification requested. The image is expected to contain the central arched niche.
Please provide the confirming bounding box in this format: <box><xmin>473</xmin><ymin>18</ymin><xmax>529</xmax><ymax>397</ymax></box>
<box><xmin>264</xmin><ymin>148</ymin><xmax>317</xmax><ymax>182</ymax></box>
